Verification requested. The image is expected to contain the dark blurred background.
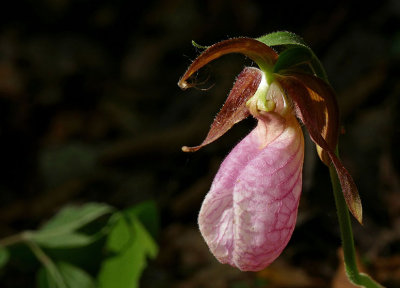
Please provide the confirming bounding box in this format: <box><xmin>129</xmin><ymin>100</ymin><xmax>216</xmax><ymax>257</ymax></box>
<box><xmin>0</xmin><ymin>0</ymin><xmax>399</xmax><ymax>287</ymax></box>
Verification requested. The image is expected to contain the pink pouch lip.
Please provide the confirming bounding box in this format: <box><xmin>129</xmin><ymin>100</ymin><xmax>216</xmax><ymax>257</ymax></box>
<box><xmin>198</xmin><ymin>114</ymin><xmax>304</xmax><ymax>271</ymax></box>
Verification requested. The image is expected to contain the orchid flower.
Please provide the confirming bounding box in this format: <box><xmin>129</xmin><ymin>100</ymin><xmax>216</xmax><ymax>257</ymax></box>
<box><xmin>178</xmin><ymin>32</ymin><xmax>382</xmax><ymax>286</ymax></box>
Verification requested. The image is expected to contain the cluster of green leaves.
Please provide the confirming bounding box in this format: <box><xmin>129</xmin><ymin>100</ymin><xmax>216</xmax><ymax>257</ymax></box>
<box><xmin>0</xmin><ymin>201</ymin><xmax>159</xmax><ymax>288</ymax></box>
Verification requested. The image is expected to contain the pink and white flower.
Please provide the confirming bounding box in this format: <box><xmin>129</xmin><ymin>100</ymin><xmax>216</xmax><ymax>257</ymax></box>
<box><xmin>178</xmin><ymin>38</ymin><xmax>361</xmax><ymax>271</ymax></box>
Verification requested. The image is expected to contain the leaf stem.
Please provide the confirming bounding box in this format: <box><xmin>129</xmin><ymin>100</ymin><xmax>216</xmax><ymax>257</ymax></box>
<box><xmin>0</xmin><ymin>233</ymin><xmax>25</xmax><ymax>247</ymax></box>
<box><xmin>25</xmin><ymin>240</ymin><xmax>67</xmax><ymax>288</ymax></box>
<box><xmin>329</xmin><ymin>157</ymin><xmax>384</xmax><ymax>287</ymax></box>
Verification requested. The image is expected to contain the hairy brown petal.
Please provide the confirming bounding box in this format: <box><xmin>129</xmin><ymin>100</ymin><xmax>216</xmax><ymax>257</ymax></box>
<box><xmin>276</xmin><ymin>75</ymin><xmax>362</xmax><ymax>223</ymax></box>
<box><xmin>182</xmin><ymin>67</ymin><xmax>262</xmax><ymax>152</ymax></box>
<box><xmin>178</xmin><ymin>38</ymin><xmax>278</xmax><ymax>89</ymax></box>
<box><xmin>280</xmin><ymin>73</ymin><xmax>339</xmax><ymax>164</ymax></box>
<box><xmin>292</xmin><ymin>74</ymin><xmax>339</xmax><ymax>165</ymax></box>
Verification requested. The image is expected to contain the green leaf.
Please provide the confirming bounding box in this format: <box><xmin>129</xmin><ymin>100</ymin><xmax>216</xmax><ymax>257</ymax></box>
<box><xmin>0</xmin><ymin>247</ymin><xmax>10</xmax><ymax>269</ymax></box>
<box><xmin>257</xmin><ymin>31</ymin><xmax>306</xmax><ymax>47</ymax></box>
<box><xmin>97</xmin><ymin>210</ymin><xmax>158</xmax><ymax>288</ymax></box>
<box><xmin>58</xmin><ymin>262</ymin><xmax>96</xmax><ymax>288</ymax></box>
<box><xmin>129</xmin><ymin>201</ymin><xmax>159</xmax><ymax>239</ymax></box>
<box><xmin>27</xmin><ymin>232</ymin><xmax>93</xmax><ymax>249</ymax></box>
<box><xmin>37</xmin><ymin>262</ymin><xmax>95</xmax><ymax>288</ymax></box>
<box><xmin>40</xmin><ymin>202</ymin><xmax>114</xmax><ymax>233</ymax></box>
<box><xmin>273</xmin><ymin>46</ymin><xmax>313</xmax><ymax>74</ymax></box>
<box><xmin>37</xmin><ymin>266</ymin><xmax>58</xmax><ymax>288</ymax></box>
<box><xmin>274</xmin><ymin>46</ymin><xmax>327</xmax><ymax>81</ymax></box>
<box><xmin>26</xmin><ymin>202</ymin><xmax>114</xmax><ymax>249</ymax></box>
<box><xmin>257</xmin><ymin>31</ymin><xmax>328</xmax><ymax>82</ymax></box>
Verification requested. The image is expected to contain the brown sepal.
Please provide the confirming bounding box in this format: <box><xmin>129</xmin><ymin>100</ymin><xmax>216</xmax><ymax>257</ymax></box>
<box><xmin>281</xmin><ymin>73</ymin><xmax>339</xmax><ymax>165</ymax></box>
<box><xmin>178</xmin><ymin>38</ymin><xmax>278</xmax><ymax>89</ymax></box>
<box><xmin>276</xmin><ymin>75</ymin><xmax>362</xmax><ymax>223</ymax></box>
<box><xmin>182</xmin><ymin>67</ymin><xmax>262</xmax><ymax>152</ymax></box>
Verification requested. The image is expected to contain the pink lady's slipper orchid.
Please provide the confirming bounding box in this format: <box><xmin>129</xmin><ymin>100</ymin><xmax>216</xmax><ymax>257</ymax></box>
<box><xmin>178</xmin><ymin>38</ymin><xmax>362</xmax><ymax>271</ymax></box>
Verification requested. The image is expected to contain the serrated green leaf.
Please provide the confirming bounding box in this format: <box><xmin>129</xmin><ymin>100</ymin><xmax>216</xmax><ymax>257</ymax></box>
<box><xmin>41</xmin><ymin>202</ymin><xmax>114</xmax><ymax>233</ymax></box>
<box><xmin>27</xmin><ymin>232</ymin><xmax>93</xmax><ymax>249</ymax></box>
<box><xmin>97</xmin><ymin>211</ymin><xmax>158</xmax><ymax>288</ymax></box>
<box><xmin>37</xmin><ymin>262</ymin><xmax>95</xmax><ymax>288</ymax></box>
<box><xmin>0</xmin><ymin>247</ymin><xmax>10</xmax><ymax>269</ymax></box>
<box><xmin>257</xmin><ymin>31</ymin><xmax>306</xmax><ymax>47</ymax></box>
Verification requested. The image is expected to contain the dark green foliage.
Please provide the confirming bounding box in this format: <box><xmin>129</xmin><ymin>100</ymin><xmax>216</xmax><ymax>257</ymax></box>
<box><xmin>0</xmin><ymin>202</ymin><xmax>159</xmax><ymax>288</ymax></box>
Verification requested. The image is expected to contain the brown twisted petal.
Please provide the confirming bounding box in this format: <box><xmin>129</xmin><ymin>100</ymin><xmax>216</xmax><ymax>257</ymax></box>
<box><xmin>279</xmin><ymin>73</ymin><xmax>339</xmax><ymax>165</ymax></box>
<box><xmin>182</xmin><ymin>67</ymin><xmax>262</xmax><ymax>152</ymax></box>
<box><xmin>178</xmin><ymin>38</ymin><xmax>278</xmax><ymax>89</ymax></box>
<box><xmin>276</xmin><ymin>75</ymin><xmax>362</xmax><ymax>223</ymax></box>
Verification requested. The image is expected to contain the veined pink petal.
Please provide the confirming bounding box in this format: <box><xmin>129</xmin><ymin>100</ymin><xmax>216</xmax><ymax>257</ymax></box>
<box><xmin>198</xmin><ymin>114</ymin><xmax>304</xmax><ymax>271</ymax></box>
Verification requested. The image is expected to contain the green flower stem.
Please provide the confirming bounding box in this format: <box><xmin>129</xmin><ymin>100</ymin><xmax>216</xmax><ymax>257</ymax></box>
<box><xmin>329</xmin><ymin>155</ymin><xmax>384</xmax><ymax>288</ymax></box>
<box><xmin>329</xmin><ymin>165</ymin><xmax>359</xmax><ymax>279</ymax></box>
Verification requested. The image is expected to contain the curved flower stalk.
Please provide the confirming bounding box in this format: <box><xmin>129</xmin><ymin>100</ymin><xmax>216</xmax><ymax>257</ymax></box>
<box><xmin>178</xmin><ymin>33</ymin><xmax>383</xmax><ymax>286</ymax></box>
